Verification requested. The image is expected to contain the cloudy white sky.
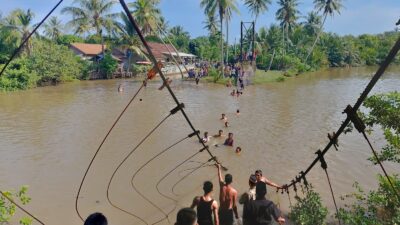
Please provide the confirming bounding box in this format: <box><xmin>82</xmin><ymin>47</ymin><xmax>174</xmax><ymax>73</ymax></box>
<box><xmin>1</xmin><ymin>0</ymin><xmax>399</xmax><ymax>41</ymax></box>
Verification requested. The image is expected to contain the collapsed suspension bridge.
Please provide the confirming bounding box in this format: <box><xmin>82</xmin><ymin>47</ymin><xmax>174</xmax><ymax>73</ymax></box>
<box><xmin>0</xmin><ymin>1</ymin><xmax>400</xmax><ymax>225</ymax></box>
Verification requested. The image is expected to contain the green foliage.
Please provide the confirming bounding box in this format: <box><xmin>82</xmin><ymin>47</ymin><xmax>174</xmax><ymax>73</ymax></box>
<box><xmin>0</xmin><ymin>186</ymin><xmax>32</xmax><ymax>225</ymax></box>
<box><xmin>28</xmin><ymin>40</ymin><xmax>88</xmax><ymax>84</ymax></box>
<box><xmin>0</xmin><ymin>59</ymin><xmax>38</xmax><ymax>91</ymax></box>
<box><xmin>338</xmin><ymin>175</ymin><xmax>400</xmax><ymax>225</ymax></box>
<box><xmin>208</xmin><ymin>67</ymin><xmax>222</xmax><ymax>83</ymax></box>
<box><xmin>99</xmin><ymin>53</ymin><xmax>118</xmax><ymax>79</ymax></box>
<box><xmin>132</xmin><ymin>64</ymin><xmax>151</xmax><ymax>75</ymax></box>
<box><xmin>361</xmin><ymin>92</ymin><xmax>400</xmax><ymax>164</ymax></box>
<box><xmin>56</xmin><ymin>34</ymin><xmax>84</xmax><ymax>46</ymax></box>
<box><xmin>289</xmin><ymin>187</ymin><xmax>328</xmax><ymax>225</ymax></box>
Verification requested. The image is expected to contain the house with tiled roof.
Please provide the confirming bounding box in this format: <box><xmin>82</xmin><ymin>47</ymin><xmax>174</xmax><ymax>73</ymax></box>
<box><xmin>69</xmin><ymin>43</ymin><xmax>106</xmax><ymax>60</ymax></box>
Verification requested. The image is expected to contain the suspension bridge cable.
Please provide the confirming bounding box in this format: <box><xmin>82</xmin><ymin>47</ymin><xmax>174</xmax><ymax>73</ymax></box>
<box><xmin>362</xmin><ymin>131</ymin><xmax>400</xmax><ymax>201</ymax></box>
<box><xmin>285</xmin><ymin>35</ymin><xmax>400</xmax><ymax>189</ymax></box>
<box><xmin>0</xmin><ymin>0</ymin><xmax>64</xmax><ymax>77</ymax></box>
<box><xmin>0</xmin><ymin>190</ymin><xmax>45</xmax><ymax>225</ymax></box>
<box><xmin>172</xmin><ymin>159</ymin><xmax>215</xmax><ymax>196</ymax></box>
<box><xmin>106</xmin><ymin>112</ymin><xmax>172</xmax><ymax>225</ymax></box>
<box><xmin>156</xmin><ymin>148</ymin><xmax>205</xmax><ymax>202</ymax></box>
<box><xmin>75</xmin><ymin>82</ymin><xmax>146</xmax><ymax>221</ymax></box>
<box><xmin>118</xmin><ymin>0</ymin><xmax>228</xmax><ymax>171</ymax></box>
<box><xmin>130</xmin><ymin>134</ymin><xmax>196</xmax><ymax>224</ymax></box>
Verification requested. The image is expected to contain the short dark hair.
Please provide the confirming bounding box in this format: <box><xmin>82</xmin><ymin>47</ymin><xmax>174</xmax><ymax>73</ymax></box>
<box><xmin>256</xmin><ymin>182</ymin><xmax>267</xmax><ymax>197</ymax></box>
<box><xmin>255</xmin><ymin>170</ymin><xmax>262</xmax><ymax>175</ymax></box>
<box><xmin>175</xmin><ymin>208</ymin><xmax>197</xmax><ymax>225</ymax></box>
<box><xmin>203</xmin><ymin>181</ymin><xmax>213</xmax><ymax>194</ymax></box>
<box><xmin>225</xmin><ymin>174</ymin><xmax>233</xmax><ymax>184</ymax></box>
<box><xmin>84</xmin><ymin>212</ymin><xmax>107</xmax><ymax>225</ymax></box>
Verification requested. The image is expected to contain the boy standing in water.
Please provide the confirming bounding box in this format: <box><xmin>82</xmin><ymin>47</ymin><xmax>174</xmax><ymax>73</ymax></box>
<box><xmin>191</xmin><ymin>181</ymin><xmax>219</xmax><ymax>225</ymax></box>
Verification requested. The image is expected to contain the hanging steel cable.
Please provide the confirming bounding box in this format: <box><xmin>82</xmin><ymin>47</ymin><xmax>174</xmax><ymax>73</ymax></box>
<box><xmin>75</xmin><ymin>82</ymin><xmax>146</xmax><ymax>221</ymax></box>
<box><xmin>0</xmin><ymin>0</ymin><xmax>64</xmax><ymax>77</ymax></box>
<box><xmin>284</xmin><ymin>35</ymin><xmax>400</xmax><ymax>191</ymax></box>
<box><xmin>107</xmin><ymin>111</ymin><xmax>176</xmax><ymax>224</ymax></box>
<box><xmin>156</xmin><ymin>148</ymin><xmax>206</xmax><ymax>202</ymax></box>
<box><xmin>171</xmin><ymin>158</ymin><xmax>216</xmax><ymax>196</ymax></box>
<box><xmin>130</xmin><ymin>132</ymin><xmax>198</xmax><ymax>224</ymax></box>
<box><xmin>118</xmin><ymin>0</ymin><xmax>228</xmax><ymax>172</ymax></box>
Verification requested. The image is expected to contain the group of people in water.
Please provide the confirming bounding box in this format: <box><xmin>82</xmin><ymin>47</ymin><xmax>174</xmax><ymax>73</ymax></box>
<box><xmin>201</xmin><ymin>112</ymin><xmax>241</xmax><ymax>154</ymax></box>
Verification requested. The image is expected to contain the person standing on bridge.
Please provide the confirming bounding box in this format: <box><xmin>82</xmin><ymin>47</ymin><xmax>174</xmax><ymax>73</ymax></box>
<box><xmin>216</xmin><ymin>164</ymin><xmax>239</xmax><ymax>225</ymax></box>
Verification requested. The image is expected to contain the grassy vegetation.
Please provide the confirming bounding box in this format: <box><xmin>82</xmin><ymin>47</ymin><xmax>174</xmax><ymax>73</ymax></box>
<box><xmin>253</xmin><ymin>70</ymin><xmax>287</xmax><ymax>83</ymax></box>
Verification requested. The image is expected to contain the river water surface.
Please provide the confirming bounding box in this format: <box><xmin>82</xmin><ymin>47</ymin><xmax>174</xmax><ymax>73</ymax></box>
<box><xmin>1</xmin><ymin>67</ymin><xmax>399</xmax><ymax>225</ymax></box>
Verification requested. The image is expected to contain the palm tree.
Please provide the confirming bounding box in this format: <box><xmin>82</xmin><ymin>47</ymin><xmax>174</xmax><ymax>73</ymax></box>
<box><xmin>276</xmin><ymin>0</ymin><xmax>300</xmax><ymax>55</ymax></box>
<box><xmin>114</xmin><ymin>13</ymin><xmax>146</xmax><ymax>72</ymax></box>
<box><xmin>129</xmin><ymin>0</ymin><xmax>161</xmax><ymax>36</ymax></box>
<box><xmin>302</xmin><ymin>11</ymin><xmax>321</xmax><ymax>37</ymax></box>
<box><xmin>203</xmin><ymin>13</ymin><xmax>219</xmax><ymax>35</ymax></box>
<box><xmin>43</xmin><ymin>16</ymin><xmax>63</xmax><ymax>41</ymax></box>
<box><xmin>224</xmin><ymin>2</ymin><xmax>239</xmax><ymax>63</ymax></box>
<box><xmin>1</xmin><ymin>9</ymin><xmax>35</xmax><ymax>55</ymax></box>
<box><xmin>305</xmin><ymin>0</ymin><xmax>343</xmax><ymax>62</ymax></box>
<box><xmin>244</xmin><ymin>0</ymin><xmax>272</xmax><ymax>26</ymax></box>
<box><xmin>61</xmin><ymin>0</ymin><xmax>116</xmax><ymax>36</ymax></box>
<box><xmin>200</xmin><ymin>0</ymin><xmax>238</xmax><ymax>75</ymax></box>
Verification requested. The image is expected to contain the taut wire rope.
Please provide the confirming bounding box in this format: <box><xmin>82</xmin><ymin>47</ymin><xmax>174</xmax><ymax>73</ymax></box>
<box><xmin>284</xmin><ymin>35</ymin><xmax>400</xmax><ymax>191</ymax></box>
<box><xmin>0</xmin><ymin>1</ymin><xmax>64</xmax><ymax>224</ymax></box>
<box><xmin>362</xmin><ymin>131</ymin><xmax>400</xmax><ymax>201</ymax></box>
<box><xmin>118</xmin><ymin>0</ymin><xmax>228</xmax><ymax>172</ymax></box>
<box><xmin>0</xmin><ymin>0</ymin><xmax>64</xmax><ymax>77</ymax></box>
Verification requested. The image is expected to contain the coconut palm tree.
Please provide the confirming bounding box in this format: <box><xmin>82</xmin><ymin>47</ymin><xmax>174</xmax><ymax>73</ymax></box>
<box><xmin>305</xmin><ymin>0</ymin><xmax>343</xmax><ymax>62</ymax></box>
<box><xmin>200</xmin><ymin>0</ymin><xmax>238</xmax><ymax>75</ymax></box>
<box><xmin>203</xmin><ymin>13</ymin><xmax>219</xmax><ymax>35</ymax></box>
<box><xmin>114</xmin><ymin>12</ymin><xmax>146</xmax><ymax>72</ymax></box>
<box><xmin>244</xmin><ymin>0</ymin><xmax>272</xmax><ymax>26</ymax></box>
<box><xmin>224</xmin><ymin>2</ymin><xmax>239</xmax><ymax>63</ymax></box>
<box><xmin>43</xmin><ymin>16</ymin><xmax>63</xmax><ymax>41</ymax></box>
<box><xmin>1</xmin><ymin>9</ymin><xmax>35</xmax><ymax>55</ymax></box>
<box><xmin>61</xmin><ymin>0</ymin><xmax>116</xmax><ymax>37</ymax></box>
<box><xmin>276</xmin><ymin>0</ymin><xmax>300</xmax><ymax>55</ymax></box>
<box><xmin>302</xmin><ymin>11</ymin><xmax>321</xmax><ymax>37</ymax></box>
<box><xmin>128</xmin><ymin>0</ymin><xmax>161</xmax><ymax>36</ymax></box>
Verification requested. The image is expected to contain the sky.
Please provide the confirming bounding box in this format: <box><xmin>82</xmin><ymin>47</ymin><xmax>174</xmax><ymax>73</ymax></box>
<box><xmin>1</xmin><ymin>0</ymin><xmax>399</xmax><ymax>43</ymax></box>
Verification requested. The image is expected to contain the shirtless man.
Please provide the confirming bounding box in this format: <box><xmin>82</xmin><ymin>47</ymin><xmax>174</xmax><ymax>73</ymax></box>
<box><xmin>255</xmin><ymin>170</ymin><xmax>282</xmax><ymax>189</ymax></box>
<box><xmin>213</xmin><ymin>130</ymin><xmax>225</xmax><ymax>138</ymax></box>
<box><xmin>217</xmin><ymin>164</ymin><xmax>239</xmax><ymax>225</ymax></box>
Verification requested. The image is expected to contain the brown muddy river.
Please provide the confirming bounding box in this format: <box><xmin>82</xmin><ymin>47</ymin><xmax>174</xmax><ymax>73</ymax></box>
<box><xmin>1</xmin><ymin>67</ymin><xmax>399</xmax><ymax>225</ymax></box>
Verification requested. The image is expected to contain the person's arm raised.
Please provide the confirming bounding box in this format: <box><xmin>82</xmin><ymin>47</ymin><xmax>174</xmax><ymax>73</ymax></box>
<box><xmin>216</xmin><ymin>164</ymin><xmax>224</xmax><ymax>185</ymax></box>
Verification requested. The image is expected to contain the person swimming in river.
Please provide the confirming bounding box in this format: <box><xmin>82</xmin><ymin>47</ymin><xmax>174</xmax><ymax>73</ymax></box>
<box><xmin>213</xmin><ymin>130</ymin><xmax>225</xmax><ymax>138</ymax></box>
<box><xmin>224</xmin><ymin>133</ymin><xmax>234</xmax><ymax>146</ymax></box>
<box><xmin>224</xmin><ymin>121</ymin><xmax>229</xmax><ymax>128</ymax></box>
<box><xmin>230</xmin><ymin>89</ymin><xmax>235</xmax><ymax>96</ymax></box>
<box><xmin>236</xmin><ymin>109</ymin><xmax>240</xmax><ymax>116</ymax></box>
<box><xmin>202</xmin><ymin>131</ymin><xmax>210</xmax><ymax>143</ymax></box>
<box><xmin>220</xmin><ymin>114</ymin><xmax>228</xmax><ymax>122</ymax></box>
<box><xmin>235</xmin><ymin>147</ymin><xmax>241</xmax><ymax>154</ymax></box>
<box><xmin>118</xmin><ymin>84</ymin><xmax>124</xmax><ymax>92</ymax></box>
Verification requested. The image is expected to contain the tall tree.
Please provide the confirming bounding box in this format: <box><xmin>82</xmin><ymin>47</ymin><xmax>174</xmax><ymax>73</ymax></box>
<box><xmin>276</xmin><ymin>0</ymin><xmax>300</xmax><ymax>55</ymax></box>
<box><xmin>1</xmin><ymin>9</ymin><xmax>35</xmax><ymax>55</ymax></box>
<box><xmin>203</xmin><ymin>13</ymin><xmax>219</xmax><ymax>35</ymax></box>
<box><xmin>128</xmin><ymin>0</ymin><xmax>161</xmax><ymax>36</ymax></box>
<box><xmin>224</xmin><ymin>1</ymin><xmax>239</xmax><ymax>63</ymax></box>
<box><xmin>201</xmin><ymin>0</ymin><xmax>238</xmax><ymax>75</ymax></box>
<box><xmin>302</xmin><ymin>11</ymin><xmax>322</xmax><ymax>37</ymax></box>
<box><xmin>61</xmin><ymin>0</ymin><xmax>116</xmax><ymax>36</ymax></box>
<box><xmin>305</xmin><ymin>0</ymin><xmax>343</xmax><ymax>62</ymax></box>
<box><xmin>245</xmin><ymin>0</ymin><xmax>272</xmax><ymax>26</ymax></box>
<box><xmin>43</xmin><ymin>16</ymin><xmax>63</xmax><ymax>41</ymax></box>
